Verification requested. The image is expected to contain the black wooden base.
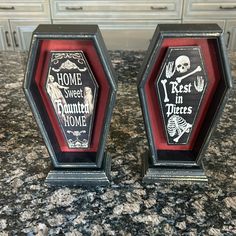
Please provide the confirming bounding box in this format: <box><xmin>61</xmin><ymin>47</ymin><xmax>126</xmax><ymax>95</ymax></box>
<box><xmin>45</xmin><ymin>153</ymin><xmax>111</xmax><ymax>186</ymax></box>
<box><xmin>142</xmin><ymin>153</ymin><xmax>208</xmax><ymax>183</ymax></box>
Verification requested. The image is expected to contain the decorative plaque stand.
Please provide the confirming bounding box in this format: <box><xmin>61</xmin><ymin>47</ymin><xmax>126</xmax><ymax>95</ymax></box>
<box><xmin>138</xmin><ymin>24</ymin><xmax>232</xmax><ymax>182</ymax></box>
<box><xmin>24</xmin><ymin>25</ymin><xmax>117</xmax><ymax>186</ymax></box>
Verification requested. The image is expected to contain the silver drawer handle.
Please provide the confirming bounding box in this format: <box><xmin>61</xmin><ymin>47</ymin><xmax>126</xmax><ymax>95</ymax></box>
<box><xmin>219</xmin><ymin>6</ymin><xmax>236</xmax><ymax>10</ymax></box>
<box><xmin>150</xmin><ymin>6</ymin><xmax>168</xmax><ymax>11</ymax></box>
<box><xmin>226</xmin><ymin>31</ymin><xmax>231</xmax><ymax>48</ymax></box>
<box><xmin>65</xmin><ymin>6</ymin><xmax>83</xmax><ymax>11</ymax></box>
<box><xmin>13</xmin><ymin>31</ymin><xmax>19</xmax><ymax>47</ymax></box>
<box><xmin>0</xmin><ymin>6</ymin><xmax>15</xmax><ymax>10</ymax></box>
<box><xmin>5</xmin><ymin>31</ymin><xmax>11</xmax><ymax>47</ymax></box>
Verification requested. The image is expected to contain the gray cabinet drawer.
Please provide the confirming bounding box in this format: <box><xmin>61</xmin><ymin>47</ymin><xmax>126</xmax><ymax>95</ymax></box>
<box><xmin>51</xmin><ymin>0</ymin><xmax>183</xmax><ymax>20</ymax></box>
<box><xmin>0</xmin><ymin>20</ymin><xmax>14</xmax><ymax>51</ymax></box>
<box><xmin>53</xmin><ymin>19</ymin><xmax>181</xmax><ymax>50</ymax></box>
<box><xmin>184</xmin><ymin>0</ymin><xmax>236</xmax><ymax>19</ymax></box>
<box><xmin>183</xmin><ymin>19</ymin><xmax>225</xmax><ymax>29</ymax></box>
<box><xmin>0</xmin><ymin>1</ymin><xmax>50</xmax><ymax>19</ymax></box>
<box><xmin>10</xmin><ymin>19</ymin><xmax>51</xmax><ymax>51</ymax></box>
<box><xmin>225</xmin><ymin>20</ymin><xmax>236</xmax><ymax>51</ymax></box>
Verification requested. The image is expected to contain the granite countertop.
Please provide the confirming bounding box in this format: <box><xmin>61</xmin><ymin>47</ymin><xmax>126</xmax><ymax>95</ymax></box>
<box><xmin>0</xmin><ymin>51</ymin><xmax>235</xmax><ymax>235</ymax></box>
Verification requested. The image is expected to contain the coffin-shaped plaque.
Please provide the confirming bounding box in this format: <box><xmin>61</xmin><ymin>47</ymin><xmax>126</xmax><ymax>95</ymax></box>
<box><xmin>46</xmin><ymin>51</ymin><xmax>98</xmax><ymax>149</ymax></box>
<box><xmin>137</xmin><ymin>24</ymin><xmax>232</xmax><ymax>182</ymax></box>
<box><xmin>24</xmin><ymin>25</ymin><xmax>117</xmax><ymax>186</ymax></box>
<box><xmin>156</xmin><ymin>46</ymin><xmax>208</xmax><ymax>145</ymax></box>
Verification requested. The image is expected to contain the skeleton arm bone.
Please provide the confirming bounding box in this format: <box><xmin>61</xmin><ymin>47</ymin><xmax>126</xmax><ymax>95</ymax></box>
<box><xmin>57</xmin><ymin>83</ymin><xmax>69</xmax><ymax>90</ymax></box>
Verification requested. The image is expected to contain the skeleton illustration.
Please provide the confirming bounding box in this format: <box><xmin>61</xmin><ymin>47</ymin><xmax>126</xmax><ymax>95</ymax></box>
<box><xmin>167</xmin><ymin>115</ymin><xmax>192</xmax><ymax>143</ymax></box>
<box><xmin>176</xmin><ymin>66</ymin><xmax>202</xmax><ymax>83</ymax></box>
<box><xmin>165</xmin><ymin>55</ymin><xmax>191</xmax><ymax>79</ymax></box>
<box><xmin>67</xmin><ymin>130</ymin><xmax>88</xmax><ymax>147</ymax></box>
<box><xmin>161</xmin><ymin>79</ymin><xmax>169</xmax><ymax>103</ymax></box>
<box><xmin>165</xmin><ymin>61</ymin><xmax>176</xmax><ymax>78</ymax></box>
<box><xmin>46</xmin><ymin>74</ymin><xmax>69</xmax><ymax>121</ymax></box>
<box><xmin>165</xmin><ymin>54</ymin><xmax>202</xmax><ymax>83</ymax></box>
<box><xmin>176</xmin><ymin>55</ymin><xmax>191</xmax><ymax>74</ymax></box>
<box><xmin>194</xmin><ymin>76</ymin><xmax>204</xmax><ymax>92</ymax></box>
<box><xmin>83</xmin><ymin>86</ymin><xmax>94</xmax><ymax>116</ymax></box>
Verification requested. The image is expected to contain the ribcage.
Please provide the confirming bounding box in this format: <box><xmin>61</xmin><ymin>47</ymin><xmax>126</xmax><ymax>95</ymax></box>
<box><xmin>167</xmin><ymin>115</ymin><xmax>188</xmax><ymax>136</ymax></box>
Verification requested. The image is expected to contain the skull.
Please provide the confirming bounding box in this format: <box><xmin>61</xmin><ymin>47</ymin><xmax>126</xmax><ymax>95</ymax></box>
<box><xmin>175</xmin><ymin>55</ymin><xmax>190</xmax><ymax>73</ymax></box>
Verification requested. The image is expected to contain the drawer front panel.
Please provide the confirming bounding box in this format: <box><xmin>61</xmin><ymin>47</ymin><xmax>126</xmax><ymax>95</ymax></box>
<box><xmin>0</xmin><ymin>1</ymin><xmax>50</xmax><ymax>18</ymax></box>
<box><xmin>51</xmin><ymin>0</ymin><xmax>183</xmax><ymax>20</ymax></box>
<box><xmin>10</xmin><ymin>19</ymin><xmax>51</xmax><ymax>51</ymax></box>
<box><xmin>183</xmin><ymin>19</ymin><xmax>226</xmax><ymax>29</ymax></box>
<box><xmin>0</xmin><ymin>20</ymin><xmax>14</xmax><ymax>51</ymax></box>
<box><xmin>184</xmin><ymin>0</ymin><xmax>236</xmax><ymax>19</ymax></box>
<box><xmin>53</xmin><ymin>19</ymin><xmax>181</xmax><ymax>50</ymax></box>
<box><xmin>225</xmin><ymin>21</ymin><xmax>236</xmax><ymax>51</ymax></box>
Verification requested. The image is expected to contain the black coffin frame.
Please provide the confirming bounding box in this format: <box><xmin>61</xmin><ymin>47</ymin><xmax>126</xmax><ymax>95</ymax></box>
<box><xmin>24</xmin><ymin>25</ymin><xmax>117</xmax><ymax>186</ymax></box>
<box><xmin>137</xmin><ymin>24</ymin><xmax>232</xmax><ymax>183</ymax></box>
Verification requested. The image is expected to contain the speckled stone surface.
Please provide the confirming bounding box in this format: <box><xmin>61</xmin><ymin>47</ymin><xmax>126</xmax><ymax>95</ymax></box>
<box><xmin>0</xmin><ymin>51</ymin><xmax>235</xmax><ymax>235</ymax></box>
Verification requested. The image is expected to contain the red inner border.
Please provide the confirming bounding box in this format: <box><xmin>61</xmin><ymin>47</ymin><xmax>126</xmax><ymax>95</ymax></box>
<box><xmin>34</xmin><ymin>39</ymin><xmax>110</xmax><ymax>152</ymax></box>
<box><xmin>144</xmin><ymin>38</ymin><xmax>220</xmax><ymax>150</ymax></box>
